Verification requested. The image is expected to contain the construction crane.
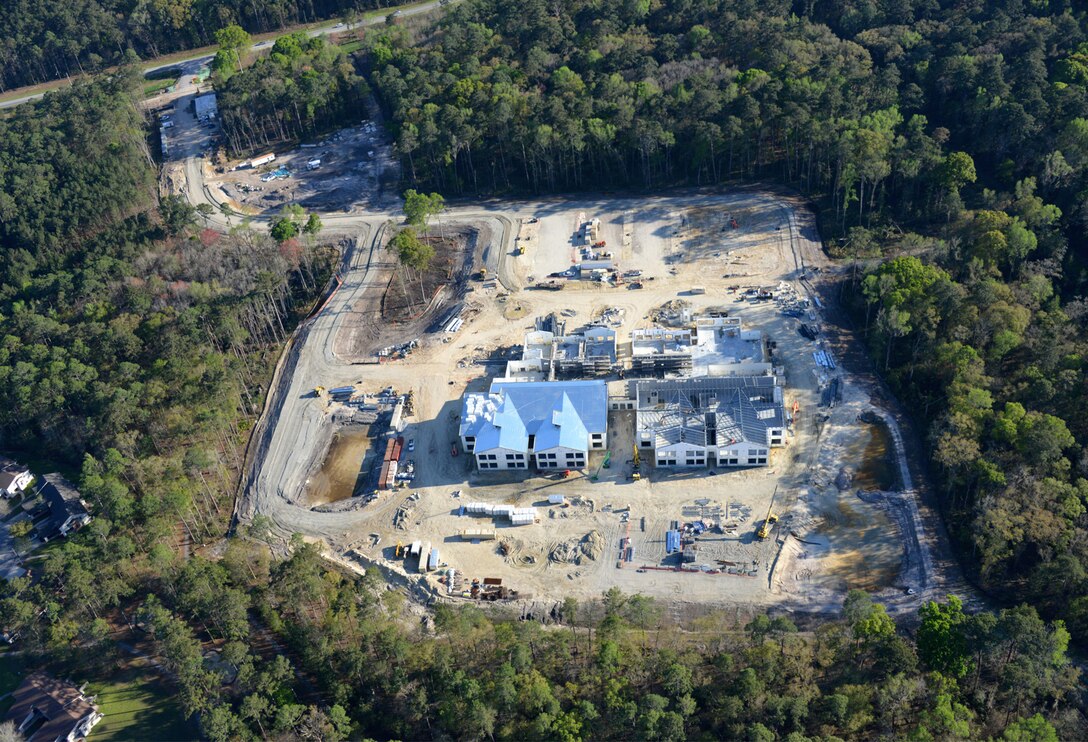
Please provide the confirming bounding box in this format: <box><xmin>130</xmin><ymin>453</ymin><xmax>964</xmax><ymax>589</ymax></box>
<box><xmin>631</xmin><ymin>444</ymin><xmax>641</xmax><ymax>481</ymax></box>
<box><xmin>757</xmin><ymin>485</ymin><xmax>779</xmax><ymax>540</ymax></box>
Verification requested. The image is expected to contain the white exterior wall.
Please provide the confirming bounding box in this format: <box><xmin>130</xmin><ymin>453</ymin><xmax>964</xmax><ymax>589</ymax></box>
<box><xmin>534</xmin><ymin>445</ymin><xmax>586</xmax><ymax>469</ymax></box>
<box><xmin>589</xmin><ymin>429</ymin><xmax>607</xmax><ymax>449</ymax></box>
<box><xmin>1</xmin><ymin>471</ymin><xmax>32</xmax><ymax>496</ymax></box>
<box><xmin>766</xmin><ymin>427</ymin><xmax>786</xmax><ymax>447</ymax></box>
<box><xmin>650</xmin><ymin>441</ymin><xmax>772</xmax><ymax>468</ymax></box>
<box><xmin>653</xmin><ymin>442</ymin><xmax>707</xmax><ymax>467</ymax></box>
<box><xmin>474</xmin><ymin>447</ymin><xmax>528</xmax><ymax>470</ymax></box>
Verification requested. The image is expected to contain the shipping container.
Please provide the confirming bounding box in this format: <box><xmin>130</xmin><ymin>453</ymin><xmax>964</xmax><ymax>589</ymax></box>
<box><xmin>419</xmin><ymin>541</ymin><xmax>431</xmax><ymax>572</ymax></box>
<box><xmin>428</xmin><ymin>548</ymin><xmax>440</xmax><ymax>571</ymax></box>
<box><xmin>547</xmin><ymin>494</ymin><xmax>566</xmax><ymax>505</ymax></box>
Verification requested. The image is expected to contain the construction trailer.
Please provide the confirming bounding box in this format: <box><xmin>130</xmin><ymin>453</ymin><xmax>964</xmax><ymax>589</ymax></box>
<box><xmin>418</xmin><ymin>541</ymin><xmax>432</xmax><ymax>572</ymax></box>
<box><xmin>427</xmin><ymin>548</ymin><xmax>441</xmax><ymax>572</ymax></box>
<box><xmin>250</xmin><ymin>152</ymin><xmax>276</xmax><ymax>168</ymax></box>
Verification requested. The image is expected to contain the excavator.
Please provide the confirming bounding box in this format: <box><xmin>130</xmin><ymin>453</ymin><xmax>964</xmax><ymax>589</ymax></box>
<box><xmin>757</xmin><ymin>485</ymin><xmax>779</xmax><ymax>540</ymax></box>
<box><xmin>631</xmin><ymin>444</ymin><xmax>641</xmax><ymax>481</ymax></box>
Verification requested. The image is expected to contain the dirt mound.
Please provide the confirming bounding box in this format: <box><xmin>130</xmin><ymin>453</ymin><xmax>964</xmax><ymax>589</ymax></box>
<box><xmin>550</xmin><ymin>530</ymin><xmax>605</xmax><ymax>565</ymax></box>
<box><xmin>581</xmin><ymin>530</ymin><xmax>605</xmax><ymax>561</ymax></box>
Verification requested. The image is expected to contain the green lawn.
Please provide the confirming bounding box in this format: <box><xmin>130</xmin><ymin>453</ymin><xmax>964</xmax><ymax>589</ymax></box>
<box><xmin>86</xmin><ymin>670</ymin><xmax>196</xmax><ymax>741</ymax></box>
<box><xmin>143</xmin><ymin>80</ymin><xmax>174</xmax><ymax>97</ymax></box>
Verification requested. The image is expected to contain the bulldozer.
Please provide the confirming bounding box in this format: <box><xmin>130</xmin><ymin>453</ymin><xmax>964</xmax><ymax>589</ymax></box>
<box><xmin>757</xmin><ymin>485</ymin><xmax>779</xmax><ymax>540</ymax></box>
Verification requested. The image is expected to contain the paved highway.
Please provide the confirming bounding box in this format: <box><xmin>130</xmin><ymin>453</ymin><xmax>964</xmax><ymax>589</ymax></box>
<box><xmin>0</xmin><ymin>0</ymin><xmax>451</xmax><ymax>111</ymax></box>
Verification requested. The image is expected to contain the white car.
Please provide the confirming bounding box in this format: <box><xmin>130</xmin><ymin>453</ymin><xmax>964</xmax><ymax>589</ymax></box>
<box><xmin>407</xmin><ymin>438</ymin><xmax>415</xmax><ymax>452</ymax></box>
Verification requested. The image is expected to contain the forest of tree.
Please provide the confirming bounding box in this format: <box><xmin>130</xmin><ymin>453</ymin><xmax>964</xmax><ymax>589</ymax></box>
<box><xmin>2</xmin><ymin>1</ymin><xmax>1088</xmax><ymax>739</ymax></box>
<box><xmin>216</xmin><ymin>32</ymin><xmax>369</xmax><ymax>155</ymax></box>
<box><xmin>363</xmin><ymin>0</ymin><xmax>1088</xmax><ymax>627</ymax></box>
<box><xmin>5</xmin><ymin>523</ymin><xmax>1081</xmax><ymax>740</ymax></box>
<box><xmin>0</xmin><ymin>0</ymin><xmax>388</xmax><ymax>92</ymax></box>
<box><xmin>0</xmin><ymin>73</ymin><xmax>332</xmax><ymax>553</ymax></box>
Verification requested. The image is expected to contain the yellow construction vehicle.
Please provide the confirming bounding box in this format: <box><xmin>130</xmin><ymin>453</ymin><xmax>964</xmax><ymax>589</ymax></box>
<box><xmin>757</xmin><ymin>485</ymin><xmax>779</xmax><ymax>540</ymax></box>
<box><xmin>631</xmin><ymin>444</ymin><xmax>641</xmax><ymax>481</ymax></box>
<box><xmin>476</xmin><ymin>267</ymin><xmax>489</xmax><ymax>280</ymax></box>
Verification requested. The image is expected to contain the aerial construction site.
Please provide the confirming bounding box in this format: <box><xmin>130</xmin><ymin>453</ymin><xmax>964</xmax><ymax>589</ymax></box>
<box><xmin>230</xmin><ymin>190</ymin><xmax>954</xmax><ymax>617</ymax></box>
<box><xmin>144</xmin><ymin>29</ymin><xmax>949</xmax><ymax>618</ymax></box>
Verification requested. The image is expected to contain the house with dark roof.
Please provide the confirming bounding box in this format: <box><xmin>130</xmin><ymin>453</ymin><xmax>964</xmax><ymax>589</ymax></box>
<box><xmin>4</xmin><ymin>672</ymin><xmax>102</xmax><ymax>741</ymax></box>
<box><xmin>37</xmin><ymin>475</ymin><xmax>91</xmax><ymax>542</ymax></box>
<box><xmin>635</xmin><ymin>376</ymin><xmax>787</xmax><ymax>468</ymax></box>
<box><xmin>459</xmin><ymin>381</ymin><xmax>608</xmax><ymax>471</ymax></box>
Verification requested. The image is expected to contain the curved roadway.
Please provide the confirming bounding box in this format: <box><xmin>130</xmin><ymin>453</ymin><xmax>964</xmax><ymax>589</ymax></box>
<box><xmin>0</xmin><ymin>0</ymin><xmax>454</xmax><ymax>111</ymax></box>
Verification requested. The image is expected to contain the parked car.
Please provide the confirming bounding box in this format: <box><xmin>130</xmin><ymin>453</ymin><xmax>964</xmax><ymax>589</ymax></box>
<box><xmin>407</xmin><ymin>439</ymin><xmax>415</xmax><ymax>453</ymax></box>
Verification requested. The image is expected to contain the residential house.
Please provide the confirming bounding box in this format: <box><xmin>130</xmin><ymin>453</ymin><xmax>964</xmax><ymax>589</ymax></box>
<box><xmin>4</xmin><ymin>672</ymin><xmax>103</xmax><ymax>741</ymax></box>
<box><xmin>0</xmin><ymin>461</ymin><xmax>33</xmax><ymax>498</ymax></box>
<box><xmin>38</xmin><ymin>475</ymin><xmax>91</xmax><ymax>542</ymax></box>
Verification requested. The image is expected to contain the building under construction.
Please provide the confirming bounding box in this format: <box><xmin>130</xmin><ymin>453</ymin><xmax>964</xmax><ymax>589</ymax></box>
<box><xmin>628</xmin><ymin>316</ymin><xmax>770</xmax><ymax>379</ymax></box>
<box><xmin>633</xmin><ymin>375</ymin><xmax>787</xmax><ymax>468</ymax></box>
<box><xmin>505</xmin><ymin>323</ymin><xmax>618</xmax><ymax>380</ymax></box>
<box><xmin>630</xmin><ymin>327</ymin><xmax>695</xmax><ymax>377</ymax></box>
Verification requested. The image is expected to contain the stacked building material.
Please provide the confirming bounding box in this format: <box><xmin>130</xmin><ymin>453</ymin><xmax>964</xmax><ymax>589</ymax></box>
<box><xmin>666</xmin><ymin>530</ymin><xmax>681</xmax><ymax>554</ymax></box>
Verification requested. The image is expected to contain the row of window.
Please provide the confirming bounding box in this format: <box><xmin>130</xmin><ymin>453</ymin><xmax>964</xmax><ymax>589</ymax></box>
<box><xmin>656</xmin><ymin>457</ymin><xmax>767</xmax><ymax>466</ymax></box>
<box><xmin>478</xmin><ymin>452</ymin><xmax>586</xmax><ymax>468</ymax></box>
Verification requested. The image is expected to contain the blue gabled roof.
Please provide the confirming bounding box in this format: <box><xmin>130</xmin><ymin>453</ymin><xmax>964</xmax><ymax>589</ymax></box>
<box><xmin>461</xmin><ymin>381</ymin><xmax>606</xmax><ymax>454</ymax></box>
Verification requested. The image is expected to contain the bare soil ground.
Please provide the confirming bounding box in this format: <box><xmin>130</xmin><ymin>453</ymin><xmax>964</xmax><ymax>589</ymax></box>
<box><xmin>335</xmin><ymin>221</ymin><xmax>493</xmax><ymax>360</ymax></box>
<box><xmin>381</xmin><ymin>229</ymin><xmax>473</xmax><ymax>321</ymax></box>
<box><xmin>287</xmin><ymin>194</ymin><xmax>935</xmax><ymax>610</ymax></box>
<box><xmin>209</xmin><ymin>122</ymin><xmax>400</xmax><ymax>214</ymax></box>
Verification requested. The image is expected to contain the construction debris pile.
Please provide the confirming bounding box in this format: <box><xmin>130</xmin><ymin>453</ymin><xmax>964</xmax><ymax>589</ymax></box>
<box><xmin>650</xmin><ymin>299</ymin><xmax>691</xmax><ymax>326</ymax></box>
<box><xmin>595</xmin><ymin>306</ymin><xmax>626</xmax><ymax>327</ymax></box>
<box><xmin>377</xmin><ymin>338</ymin><xmax>419</xmax><ymax>361</ymax></box>
<box><xmin>393</xmin><ymin>501</ymin><xmax>415</xmax><ymax>530</ymax></box>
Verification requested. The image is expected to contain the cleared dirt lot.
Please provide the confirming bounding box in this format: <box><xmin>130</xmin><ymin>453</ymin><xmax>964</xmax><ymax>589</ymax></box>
<box><xmin>212</xmin><ymin>122</ymin><xmax>400</xmax><ymax>213</ymax></box>
<box><xmin>252</xmin><ymin>192</ymin><xmax>937</xmax><ymax>611</ymax></box>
